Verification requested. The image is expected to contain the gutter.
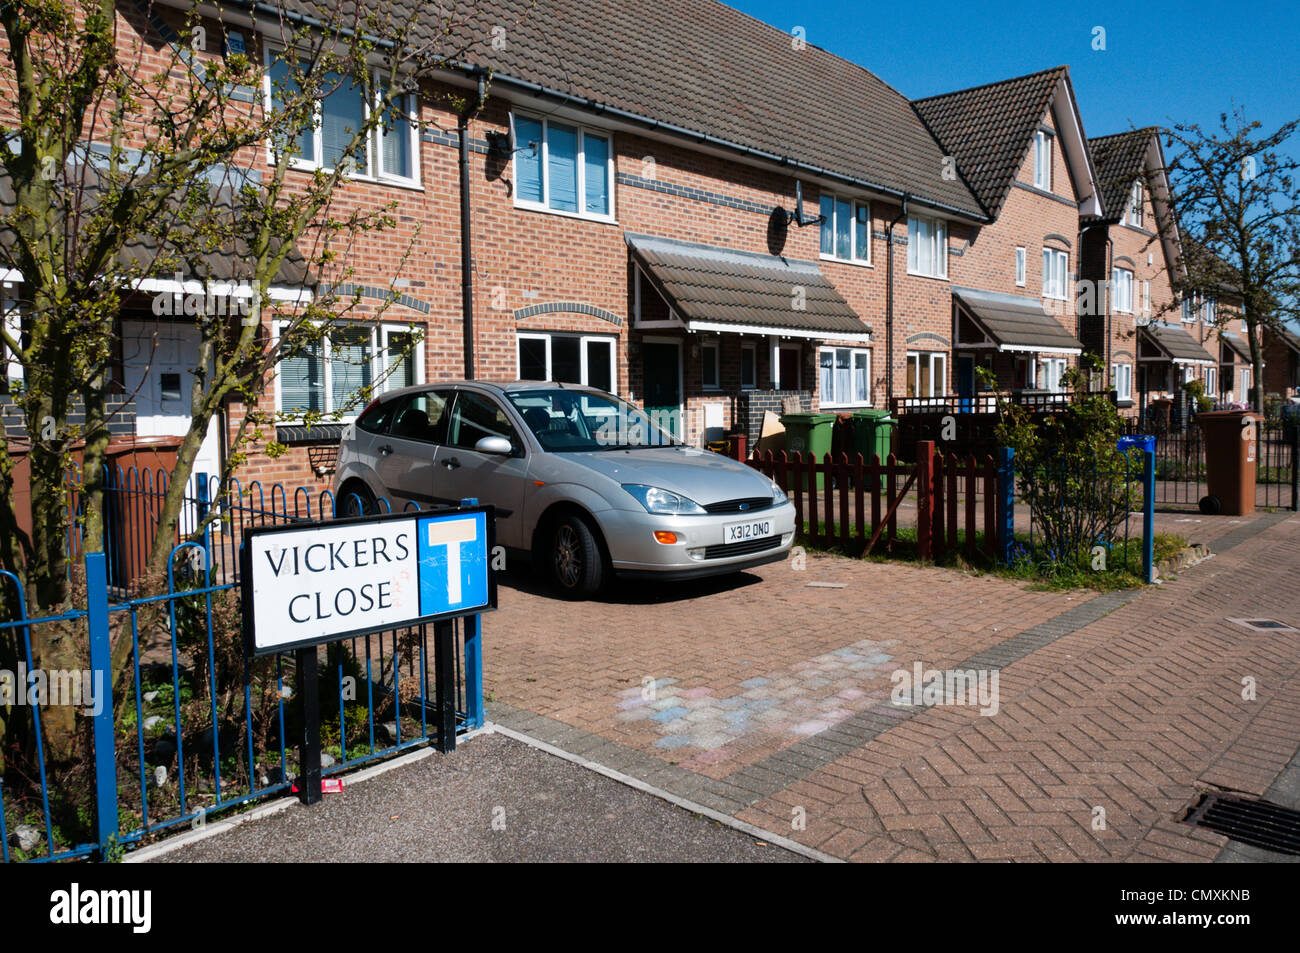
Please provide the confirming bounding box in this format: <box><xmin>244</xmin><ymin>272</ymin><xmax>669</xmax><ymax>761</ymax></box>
<box><xmin>456</xmin><ymin>66</ymin><xmax>987</xmax><ymax>225</ymax></box>
<box><xmin>174</xmin><ymin>0</ymin><xmax>986</xmax><ymax>223</ymax></box>
<box><xmin>885</xmin><ymin>195</ymin><xmax>910</xmax><ymax>402</ymax></box>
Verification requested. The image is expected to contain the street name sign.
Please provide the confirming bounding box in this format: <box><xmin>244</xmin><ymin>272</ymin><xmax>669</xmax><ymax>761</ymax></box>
<box><xmin>241</xmin><ymin>505</ymin><xmax>496</xmax><ymax>657</ymax></box>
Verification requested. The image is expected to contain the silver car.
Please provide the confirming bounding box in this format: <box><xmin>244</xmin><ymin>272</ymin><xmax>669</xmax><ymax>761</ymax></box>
<box><xmin>333</xmin><ymin>381</ymin><xmax>796</xmax><ymax>598</ymax></box>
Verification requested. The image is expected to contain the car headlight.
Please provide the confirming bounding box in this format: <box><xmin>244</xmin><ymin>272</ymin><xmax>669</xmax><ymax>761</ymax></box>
<box><xmin>770</xmin><ymin>479</ymin><xmax>787</xmax><ymax>503</ymax></box>
<box><xmin>622</xmin><ymin>484</ymin><xmax>708</xmax><ymax>515</ymax></box>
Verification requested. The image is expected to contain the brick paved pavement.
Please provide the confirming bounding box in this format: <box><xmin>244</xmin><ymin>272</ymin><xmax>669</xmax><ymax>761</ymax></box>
<box><xmin>486</xmin><ymin>511</ymin><xmax>1300</xmax><ymax>862</ymax></box>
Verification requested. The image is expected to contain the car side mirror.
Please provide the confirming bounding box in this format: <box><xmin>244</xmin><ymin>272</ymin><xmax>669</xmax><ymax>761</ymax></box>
<box><xmin>475</xmin><ymin>436</ymin><xmax>514</xmax><ymax>455</ymax></box>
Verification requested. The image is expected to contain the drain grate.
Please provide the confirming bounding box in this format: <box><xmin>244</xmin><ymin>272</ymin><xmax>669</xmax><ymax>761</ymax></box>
<box><xmin>1184</xmin><ymin>793</ymin><xmax>1300</xmax><ymax>856</ymax></box>
<box><xmin>1226</xmin><ymin>618</ymin><xmax>1298</xmax><ymax>633</ymax></box>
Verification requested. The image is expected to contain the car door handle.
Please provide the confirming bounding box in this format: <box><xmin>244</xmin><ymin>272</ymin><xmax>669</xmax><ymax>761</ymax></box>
<box><xmin>378</xmin><ymin>444</ymin><xmax>393</xmax><ymax>456</ymax></box>
<box><xmin>443</xmin><ymin>457</ymin><xmax>461</xmax><ymax>470</ymax></box>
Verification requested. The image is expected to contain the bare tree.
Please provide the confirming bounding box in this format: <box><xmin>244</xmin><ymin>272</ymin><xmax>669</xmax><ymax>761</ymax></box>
<box><xmin>1162</xmin><ymin>108</ymin><xmax>1300</xmax><ymax>411</ymax></box>
<box><xmin>0</xmin><ymin>0</ymin><xmax>505</xmax><ymax>761</ymax></box>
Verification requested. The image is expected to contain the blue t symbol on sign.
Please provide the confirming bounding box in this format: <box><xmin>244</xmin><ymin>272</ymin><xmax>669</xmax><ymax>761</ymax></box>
<box><xmin>417</xmin><ymin>512</ymin><xmax>489</xmax><ymax>616</ymax></box>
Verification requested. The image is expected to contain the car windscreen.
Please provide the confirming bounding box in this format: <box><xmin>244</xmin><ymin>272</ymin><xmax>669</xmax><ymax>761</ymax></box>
<box><xmin>506</xmin><ymin>389</ymin><xmax>681</xmax><ymax>452</ymax></box>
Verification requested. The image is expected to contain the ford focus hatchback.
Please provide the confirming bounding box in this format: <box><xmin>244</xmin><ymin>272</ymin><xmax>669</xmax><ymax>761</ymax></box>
<box><xmin>333</xmin><ymin>381</ymin><xmax>796</xmax><ymax>598</ymax></box>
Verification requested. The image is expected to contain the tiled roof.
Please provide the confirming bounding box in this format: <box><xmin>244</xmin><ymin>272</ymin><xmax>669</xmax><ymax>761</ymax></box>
<box><xmin>1088</xmin><ymin>128</ymin><xmax>1156</xmax><ymax>224</ymax></box>
<box><xmin>1141</xmin><ymin>323</ymin><xmax>1217</xmax><ymax>364</ymax></box>
<box><xmin>1219</xmin><ymin>330</ymin><xmax>1252</xmax><ymax>362</ymax></box>
<box><xmin>322</xmin><ymin>0</ymin><xmax>988</xmax><ymax>218</ymax></box>
<box><xmin>627</xmin><ymin>233</ymin><xmax>871</xmax><ymax>336</ymax></box>
<box><xmin>912</xmin><ymin>67</ymin><xmax>1067</xmax><ymax>218</ymax></box>
<box><xmin>952</xmin><ymin>286</ymin><xmax>1081</xmax><ymax>352</ymax></box>
<box><xmin>1274</xmin><ymin>326</ymin><xmax>1300</xmax><ymax>355</ymax></box>
<box><xmin>0</xmin><ymin>165</ymin><xmax>310</xmax><ymax>286</ymax></box>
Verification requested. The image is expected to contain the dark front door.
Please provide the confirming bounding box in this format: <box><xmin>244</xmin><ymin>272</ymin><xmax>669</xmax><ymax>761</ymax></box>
<box><xmin>956</xmin><ymin>355</ymin><xmax>974</xmax><ymax>412</ymax></box>
<box><xmin>779</xmin><ymin>347</ymin><xmax>800</xmax><ymax>390</ymax></box>
<box><xmin>642</xmin><ymin>341</ymin><xmax>682</xmax><ymax>439</ymax></box>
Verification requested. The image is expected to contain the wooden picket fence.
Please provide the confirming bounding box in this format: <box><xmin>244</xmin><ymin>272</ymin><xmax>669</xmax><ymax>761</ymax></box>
<box><xmin>747</xmin><ymin>440</ymin><xmax>1000</xmax><ymax>561</ymax></box>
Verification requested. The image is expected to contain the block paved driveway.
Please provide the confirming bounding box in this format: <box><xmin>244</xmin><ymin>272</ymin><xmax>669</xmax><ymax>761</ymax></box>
<box><xmin>485</xmin><ymin>510</ymin><xmax>1300</xmax><ymax>861</ymax></box>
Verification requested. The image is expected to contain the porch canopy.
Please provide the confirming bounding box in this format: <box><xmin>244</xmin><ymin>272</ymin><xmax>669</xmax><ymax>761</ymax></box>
<box><xmin>1218</xmin><ymin>330</ymin><xmax>1252</xmax><ymax>362</ymax></box>
<box><xmin>626</xmin><ymin>232</ymin><xmax>872</xmax><ymax>341</ymax></box>
<box><xmin>952</xmin><ymin>286</ymin><xmax>1081</xmax><ymax>354</ymax></box>
<box><xmin>1138</xmin><ymin>322</ymin><xmax>1216</xmax><ymax>365</ymax></box>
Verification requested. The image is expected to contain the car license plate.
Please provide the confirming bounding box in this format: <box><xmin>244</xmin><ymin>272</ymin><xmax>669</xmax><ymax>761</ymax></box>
<box><xmin>724</xmin><ymin>519</ymin><xmax>774</xmax><ymax>543</ymax></box>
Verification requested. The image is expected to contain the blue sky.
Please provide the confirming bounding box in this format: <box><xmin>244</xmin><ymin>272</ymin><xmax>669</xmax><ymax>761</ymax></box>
<box><xmin>731</xmin><ymin>0</ymin><xmax>1299</xmax><ymax>148</ymax></box>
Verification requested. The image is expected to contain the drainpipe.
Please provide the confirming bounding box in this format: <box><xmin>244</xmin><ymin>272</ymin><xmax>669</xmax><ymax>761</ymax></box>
<box><xmin>885</xmin><ymin>194</ymin><xmax>909</xmax><ymax>405</ymax></box>
<box><xmin>459</xmin><ymin>75</ymin><xmax>486</xmax><ymax>379</ymax></box>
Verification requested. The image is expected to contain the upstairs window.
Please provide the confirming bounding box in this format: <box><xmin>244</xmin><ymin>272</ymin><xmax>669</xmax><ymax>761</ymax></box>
<box><xmin>1042</xmin><ymin>247</ymin><xmax>1069</xmax><ymax>300</ymax></box>
<box><xmin>1112</xmin><ymin>267</ymin><xmax>1134</xmax><ymax>313</ymax></box>
<box><xmin>907</xmin><ymin>214</ymin><xmax>947</xmax><ymax>279</ymax></box>
<box><xmin>1015</xmin><ymin>247</ymin><xmax>1026</xmax><ymax>286</ymax></box>
<box><xmin>266</xmin><ymin>57</ymin><xmax>418</xmax><ymax>184</ymax></box>
<box><xmin>1033</xmin><ymin>130</ymin><xmax>1052</xmax><ymax>190</ymax></box>
<box><xmin>513</xmin><ymin>113</ymin><xmax>613</xmax><ymax>220</ymax></box>
<box><xmin>1124</xmin><ymin>180</ymin><xmax>1144</xmax><ymax>227</ymax></box>
<box><xmin>819</xmin><ymin>194</ymin><xmax>870</xmax><ymax>263</ymax></box>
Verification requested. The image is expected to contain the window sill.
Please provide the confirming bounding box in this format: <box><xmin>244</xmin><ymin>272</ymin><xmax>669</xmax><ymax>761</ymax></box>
<box><xmin>513</xmin><ymin>201</ymin><xmax>618</xmax><ymax>226</ymax></box>
<box><xmin>906</xmin><ymin>270</ymin><xmax>949</xmax><ymax>282</ymax></box>
<box><xmin>272</xmin><ymin>157</ymin><xmax>423</xmax><ymax>192</ymax></box>
<box><xmin>820</xmin><ymin>254</ymin><xmax>873</xmax><ymax>269</ymax></box>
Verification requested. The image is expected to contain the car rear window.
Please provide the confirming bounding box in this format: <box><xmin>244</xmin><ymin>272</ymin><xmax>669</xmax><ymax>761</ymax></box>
<box><xmin>356</xmin><ymin>399</ymin><xmax>396</xmax><ymax>434</ymax></box>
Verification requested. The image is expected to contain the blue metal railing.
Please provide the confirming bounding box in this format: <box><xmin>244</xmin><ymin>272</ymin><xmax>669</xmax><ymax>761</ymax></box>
<box><xmin>1</xmin><ymin>469</ymin><xmax>486</xmax><ymax>863</ymax></box>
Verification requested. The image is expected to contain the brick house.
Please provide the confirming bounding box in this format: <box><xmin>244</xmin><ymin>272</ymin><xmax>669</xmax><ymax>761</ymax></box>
<box><xmin>1262</xmin><ymin>326</ymin><xmax>1300</xmax><ymax>399</ymax></box>
<box><xmin>5</xmin><ymin>0</ymin><xmax>1226</xmax><ymax>498</ymax></box>
<box><xmin>913</xmin><ymin>67</ymin><xmax>1103</xmax><ymax>405</ymax></box>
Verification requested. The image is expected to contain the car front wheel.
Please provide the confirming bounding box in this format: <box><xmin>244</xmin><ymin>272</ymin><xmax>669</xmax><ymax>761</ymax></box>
<box><xmin>548</xmin><ymin>514</ymin><xmax>606</xmax><ymax>599</ymax></box>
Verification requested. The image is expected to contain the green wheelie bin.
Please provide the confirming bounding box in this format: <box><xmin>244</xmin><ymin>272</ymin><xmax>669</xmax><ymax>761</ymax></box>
<box><xmin>780</xmin><ymin>411</ymin><xmax>837</xmax><ymax>490</ymax></box>
<box><xmin>848</xmin><ymin>409</ymin><xmax>896</xmax><ymax>488</ymax></box>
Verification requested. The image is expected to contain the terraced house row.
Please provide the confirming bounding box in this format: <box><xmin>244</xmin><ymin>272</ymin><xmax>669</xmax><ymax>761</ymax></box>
<box><xmin>2</xmin><ymin>0</ymin><xmax>1287</xmax><ymax>493</ymax></box>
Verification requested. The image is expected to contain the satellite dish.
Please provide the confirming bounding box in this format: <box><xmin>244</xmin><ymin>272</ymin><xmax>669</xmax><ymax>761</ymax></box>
<box><xmin>786</xmin><ymin>181</ymin><xmax>824</xmax><ymax>228</ymax></box>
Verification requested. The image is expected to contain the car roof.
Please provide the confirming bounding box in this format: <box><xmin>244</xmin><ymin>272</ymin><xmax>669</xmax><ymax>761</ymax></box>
<box><xmin>375</xmin><ymin>380</ymin><xmax>606</xmax><ymax>402</ymax></box>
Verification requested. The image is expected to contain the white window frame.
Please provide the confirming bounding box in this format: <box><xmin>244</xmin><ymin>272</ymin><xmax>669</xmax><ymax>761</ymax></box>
<box><xmin>819</xmin><ymin>193</ymin><xmax>871</xmax><ymax>265</ymax></box>
<box><xmin>1202</xmin><ymin>295</ymin><xmax>1216</xmax><ymax>325</ymax></box>
<box><xmin>701</xmin><ymin>337</ymin><xmax>721</xmax><ymax>391</ymax></box>
<box><xmin>818</xmin><ymin>346</ymin><xmax>871</xmax><ymax>408</ymax></box>
<box><xmin>510</xmin><ymin>111</ymin><xmax>616</xmax><ymax>223</ymax></box>
<box><xmin>1111</xmin><ymin>362</ymin><xmax>1133</xmax><ymax>401</ymax></box>
<box><xmin>1141</xmin><ymin>280</ymin><xmax>1151</xmax><ymax>315</ymax></box>
<box><xmin>1015</xmin><ymin>247</ymin><xmax>1026</xmax><ymax>286</ymax></box>
<box><xmin>1182</xmin><ymin>294</ymin><xmax>1198</xmax><ymax>323</ymax></box>
<box><xmin>740</xmin><ymin>342</ymin><xmax>757</xmax><ymax>391</ymax></box>
<box><xmin>1033</xmin><ymin>130</ymin><xmax>1052</xmax><ymax>190</ymax></box>
<box><xmin>1240</xmin><ymin>367</ymin><xmax>1252</xmax><ymax>398</ymax></box>
<box><xmin>1124</xmin><ymin>180</ymin><xmax>1144</xmax><ymax>227</ymax></box>
<box><xmin>906</xmin><ymin>350</ymin><xmax>947</xmax><ymax>399</ymax></box>
<box><xmin>906</xmin><ymin>214</ymin><xmax>948</xmax><ymax>280</ymax></box>
<box><xmin>1112</xmin><ymin>267</ymin><xmax>1134</xmax><ymax>314</ymax></box>
<box><xmin>1040</xmin><ymin>357</ymin><xmax>1067</xmax><ymax>393</ymax></box>
<box><xmin>1206</xmin><ymin>365</ymin><xmax>1218</xmax><ymax>395</ymax></box>
<box><xmin>2</xmin><ymin>291</ymin><xmax>21</xmax><ymax>393</ymax></box>
<box><xmin>1042</xmin><ymin>247</ymin><xmax>1069</xmax><ymax>300</ymax></box>
<box><xmin>273</xmin><ymin>321</ymin><xmax>425</xmax><ymax>421</ymax></box>
<box><xmin>263</xmin><ymin>50</ymin><xmax>421</xmax><ymax>187</ymax></box>
<box><xmin>515</xmin><ymin>332</ymin><xmax>618</xmax><ymax>391</ymax></box>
